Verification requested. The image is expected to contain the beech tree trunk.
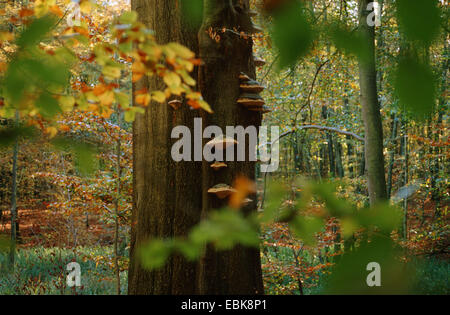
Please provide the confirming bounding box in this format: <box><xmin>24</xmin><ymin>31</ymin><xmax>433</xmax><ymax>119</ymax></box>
<box><xmin>128</xmin><ymin>0</ymin><xmax>203</xmax><ymax>294</ymax></box>
<box><xmin>114</xmin><ymin>111</ymin><xmax>122</xmax><ymax>295</ymax></box>
<box><xmin>386</xmin><ymin>114</ymin><xmax>398</xmax><ymax>199</ymax></box>
<box><xmin>129</xmin><ymin>0</ymin><xmax>263</xmax><ymax>295</ymax></box>
<box><xmin>358</xmin><ymin>0</ymin><xmax>387</xmax><ymax>204</ymax></box>
<box><xmin>196</xmin><ymin>0</ymin><xmax>263</xmax><ymax>294</ymax></box>
<box><xmin>335</xmin><ymin>141</ymin><xmax>344</xmax><ymax>178</ymax></box>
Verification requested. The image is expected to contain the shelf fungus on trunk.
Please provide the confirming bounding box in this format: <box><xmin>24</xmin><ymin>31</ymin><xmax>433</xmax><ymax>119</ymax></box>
<box><xmin>247</xmin><ymin>105</ymin><xmax>271</xmax><ymax>113</ymax></box>
<box><xmin>208</xmin><ymin>184</ymin><xmax>237</xmax><ymax>199</ymax></box>
<box><xmin>211</xmin><ymin>161</ymin><xmax>227</xmax><ymax>171</ymax></box>
<box><xmin>237</xmin><ymin>93</ymin><xmax>265</xmax><ymax>107</ymax></box>
<box><xmin>205</xmin><ymin>135</ymin><xmax>238</xmax><ymax>151</ymax></box>
<box><xmin>248</xmin><ymin>10</ymin><xmax>258</xmax><ymax>18</ymax></box>
<box><xmin>254</xmin><ymin>57</ymin><xmax>266</xmax><ymax>67</ymax></box>
<box><xmin>168</xmin><ymin>99</ymin><xmax>182</xmax><ymax>110</ymax></box>
<box><xmin>250</xmin><ymin>23</ymin><xmax>263</xmax><ymax>34</ymax></box>
<box><xmin>239</xmin><ymin>72</ymin><xmax>251</xmax><ymax>82</ymax></box>
<box><xmin>240</xmin><ymin>79</ymin><xmax>265</xmax><ymax>93</ymax></box>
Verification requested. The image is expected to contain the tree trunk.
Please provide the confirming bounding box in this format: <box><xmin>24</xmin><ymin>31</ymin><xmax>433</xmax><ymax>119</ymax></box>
<box><xmin>344</xmin><ymin>94</ymin><xmax>354</xmax><ymax>178</ymax></box>
<box><xmin>128</xmin><ymin>0</ymin><xmax>203</xmax><ymax>294</ymax></box>
<box><xmin>196</xmin><ymin>0</ymin><xmax>263</xmax><ymax>294</ymax></box>
<box><xmin>293</xmin><ymin>133</ymin><xmax>303</xmax><ymax>172</ymax></box>
<box><xmin>358</xmin><ymin>0</ymin><xmax>387</xmax><ymax>204</ymax></box>
<box><xmin>359</xmin><ymin>144</ymin><xmax>366</xmax><ymax>177</ymax></box>
<box><xmin>431</xmin><ymin>42</ymin><xmax>448</xmax><ymax>211</ymax></box>
<box><xmin>402</xmin><ymin>123</ymin><xmax>409</xmax><ymax>239</ymax></box>
<box><xmin>320</xmin><ymin>106</ymin><xmax>329</xmax><ymax>177</ymax></box>
<box><xmin>114</xmin><ymin>112</ymin><xmax>122</xmax><ymax>295</ymax></box>
<box><xmin>335</xmin><ymin>141</ymin><xmax>345</xmax><ymax>178</ymax></box>
<box><xmin>386</xmin><ymin>114</ymin><xmax>398</xmax><ymax>199</ymax></box>
<box><xmin>8</xmin><ymin>111</ymin><xmax>19</xmax><ymax>268</ymax></box>
<box><xmin>327</xmin><ymin>132</ymin><xmax>335</xmax><ymax>177</ymax></box>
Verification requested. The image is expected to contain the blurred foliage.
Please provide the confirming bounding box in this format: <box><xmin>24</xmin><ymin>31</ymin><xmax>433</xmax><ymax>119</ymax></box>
<box><xmin>394</xmin><ymin>56</ymin><xmax>436</xmax><ymax>118</ymax></box>
<box><xmin>140</xmin><ymin>178</ymin><xmax>418</xmax><ymax>293</ymax></box>
<box><xmin>396</xmin><ymin>0</ymin><xmax>441</xmax><ymax>47</ymax></box>
<box><xmin>180</xmin><ymin>0</ymin><xmax>204</xmax><ymax>29</ymax></box>
<box><xmin>0</xmin><ymin>0</ymin><xmax>447</xmax><ymax>295</ymax></box>
<box><xmin>270</xmin><ymin>0</ymin><xmax>313</xmax><ymax>70</ymax></box>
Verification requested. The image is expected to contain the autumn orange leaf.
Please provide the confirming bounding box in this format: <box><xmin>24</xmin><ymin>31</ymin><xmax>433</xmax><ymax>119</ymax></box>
<box><xmin>19</xmin><ymin>8</ymin><xmax>34</xmax><ymax>18</ymax></box>
<box><xmin>93</xmin><ymin>84</ymin><xmax>108</xmax><ymax>96</ymax></box>
<box><xmin>229</xmin><ymin>176</ymin><xmax>257</xmax><ymax>209</ymax></box>
<box><xmin>132</xmin><ymin>61</ymin><xmax>146</xmax><ymax>82</ymax></box>
<box><xmin>135</xmin><ymin>93</ymin><xmax>151</xmax><ymax>106</ymax></box>
<box><xmin>48</xmin><ymin>5</ymin><xmax>63</xmax><ymax>17</ymax></box>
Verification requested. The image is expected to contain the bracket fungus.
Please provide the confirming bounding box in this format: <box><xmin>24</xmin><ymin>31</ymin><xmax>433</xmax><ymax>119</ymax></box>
<box><xmin>208</xmin><ymin>184</ymin><xmax>237</xmax><ymax>199</ymax></box>
<box><xmin>240</xmin><ymin>79</ymin><xmax>265</xmax><ymax>93</ymax></box>
<box><xmin>248</xmin><ymin>10</ymin><xmax>258</xmax><ymax>17</ymax></box>
<box><xmin>239</xmin><ymin>72</ymin><xmax>251</xmax><ymax>82</ymax></box>
<box><xmin>205</xmin><ymin>135</ymin><xmax>238</xmax><ymax>151</ymax></box>
<box><xmin>254</xmin><ymin>57</ymin><xmax>266</xmax><ymax>67</ymax></box>
<box><xmin>247</xmin><ymin>105</ymin><xmax>272</xmax><ymax>113</ymax></box>
<box><xmin>210</xmin><ymin>161</ymin><xmax>227</xmax><ymax>171</ymax></box>
<box><xmin>237</xmin><ymin>93</ymin><xmax>265</xmax><ymax>107</ymax></box>
<box><xmin>250</xmin><ymin>24</ymin><xmax>263</xmax><ymax>34</ymax></box>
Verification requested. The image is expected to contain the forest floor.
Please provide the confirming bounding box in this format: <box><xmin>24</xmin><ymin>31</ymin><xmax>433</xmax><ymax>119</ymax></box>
<box><xmin>0</xmin><ymin>208</ymin><xmax>113</xmax><ymax>248</ymax></box>
<box><xmin>0</xmin><ymin>201</ymin><xmax>448</xmax><ymax>295</ymax></box>
<box><xmin>0</xmin><ymin>208</ymin><xmax>127</xmax><ymax>294</ymax></box>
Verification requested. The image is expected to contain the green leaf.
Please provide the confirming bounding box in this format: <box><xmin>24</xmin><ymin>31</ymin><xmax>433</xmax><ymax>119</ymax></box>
<box><xmin>356</xmin><ymin>203</ymin><xmax>402</xmax><ymax>234</ymax></box>
<box><xmin>115</xmin><ymin>92</ymin><xmax>130</xmax><ymax>109</ymax></box>
<box><xmin>119</xmin><ymin>11</ymin><xmax>138</xmax><ymax>24</ymax></box>
<box><xmin>396</xmin><ymin>0</ymin><xmax>441</xmax><ymax>46</ymax></box>
<box><xmin>174</xmin><ymin>239</ymin><xmax>203</xmax><ymax>261</ymax></box>
<box><xmin>190</xmin><ymin>209</ymin><xmax>259</xmax><ymax>250</ymax></box>
<box><xmin>289</xmin><ymin>215</ymin><xmax>324</xmax><ymax>245</ymax></box>
<box><xmin>139</xmin><ymin>239</ymin><xmax>174</xmax><ymax>270</ymax></box>
<box><xmin>22</xmin><ymin>58</ymin><xmax>70</xmax><ymax>86</ymax></box>
<box><xmin>395</xmin><ymin>57</ymin><xmax>436</xmax><ymax>118</ymax></box>
<box><xmin>73</xmin><ymin>143</ymin><xmax>97</xmax><ymax>176</ymax></box>
<box><xmin>0</xmin><ymin>125</ymin><xmax>36</xmax><ymax>147</ymax></box>
<box><xmin>36</xmin><ymin>92</ymin><xmax>62</xmax><ymax>118</ymax></box>
<box><xmin>271</xmin><ymin>0</ymin><xmax>313</xmax><ymax>69</ymax></box>
<box><xmin>180</xmin><ymin>0</ymin><xmax>203</xmax><ymax>29</ymax></box>
<box><xmin>52</xmin><ymin>138</ymin><xmax>98</xmax><ymax>176</ymax></box>
<box><xmin>16</xmin><ymin>16</ymin><xmax>55</xmax><ymax>49</ymax></box>
<box><xmin>260</xmin><ymin>181</ymin><xmax>287</xmax><ymax>223</ymax></box>
<box><xmin>330</xmin><ymin>25</ymin><xmax>370</xmax><ymax>62</ymax></box>
<box><xmin>323</xmin><ymin>237</ymin><xmax>413</xmax><ymax>294</ymax></box>
<box><xmin>311</xmin><ymin>182</ymin><xmax>355</xmax><ymax>217</ymax></box>
<box><xmin>2</xmin><ymin>60</ymin><xmax>27</xmax><ymax>104</ymax></box>
<box><xmin>124</xmin><ymin>107</ymin><xmax>145</xmax><ymax>123</ymax></box>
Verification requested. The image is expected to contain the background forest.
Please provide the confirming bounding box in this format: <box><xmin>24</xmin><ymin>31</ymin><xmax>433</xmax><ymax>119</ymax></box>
<box><xmin>0</xmin><ymin>0</ymin><xmax>448</xmax><ymax>295</ymax></box>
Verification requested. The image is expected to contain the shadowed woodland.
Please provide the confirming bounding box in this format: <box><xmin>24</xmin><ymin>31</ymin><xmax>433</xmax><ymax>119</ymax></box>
<box><xmin>0</xmin><ymin>0</ymin><xmax>448</xmax><ymax>295</ymax></box>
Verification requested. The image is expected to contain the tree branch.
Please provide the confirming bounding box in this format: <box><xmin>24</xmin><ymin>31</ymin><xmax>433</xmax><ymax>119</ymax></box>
<box><xmin>260</xmin><ymin>124</ymin><xmax>364</xmax><ymax>147</ymax></box>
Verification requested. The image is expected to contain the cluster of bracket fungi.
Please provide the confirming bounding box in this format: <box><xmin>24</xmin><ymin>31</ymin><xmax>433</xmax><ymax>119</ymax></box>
<box><xmin>237</xmin><ymin>55</ymin><xmax>270</xmax><ymax>114</ymax></box>
<box><xmin>206</xmin><ymin>9</ymin><xmax>268</xmax><ymax>204</ymax></box>
<box><xmin>206</xmin><ymin>136</ymin><xmax>238</xmax><ymax>199</ymax></box>
<box><xmin>204</xmin><ymin>136</ymin><xmax>252</xmax><ymax>206</ymax></box>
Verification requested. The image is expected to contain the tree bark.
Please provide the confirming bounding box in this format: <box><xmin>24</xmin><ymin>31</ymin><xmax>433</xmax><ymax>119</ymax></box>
<box><xmin>128</xmin><ymin>0</ymin><xmax>203</xmax><ymax>294</ymax></box>
<box><xmin>335</xmin><ymin>141</ymin><xmax>345</xmax><ymax>178</ymax></box>
<box><xmin>8</xmin><ymin>111</ymin><xmax>19</xmax><ymax>268</ymax></box>
<box><xmin>114</xmin><ymin>111</ymin><xmax>122</xmax><ymax>295</ymax></box>
<box><xmin>196</xmin><ymin>0</ymin><xmax>263</xmax><ymax>294</ymax></box>
<box><xmin>358</xmin><ymin>0</ymin><xmax>387</xmax><ymax>204</ymax></box>
<box><xmin>386</xmin><ymin>114</ymin><xmax>398</xmax><ymax>199</ymax></box>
